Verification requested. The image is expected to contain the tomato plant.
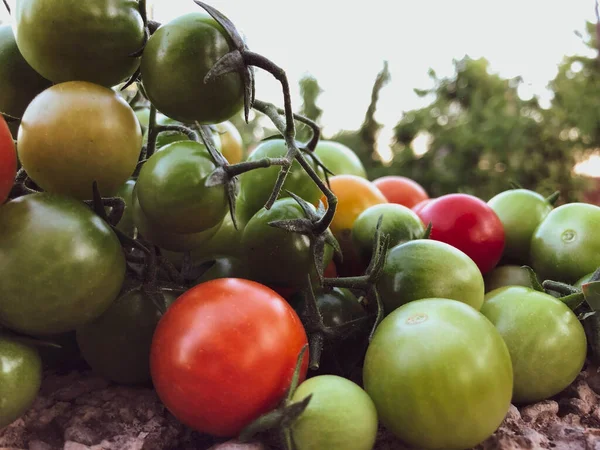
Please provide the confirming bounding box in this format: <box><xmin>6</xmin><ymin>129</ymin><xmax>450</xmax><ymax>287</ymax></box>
<box><xmin>241</xmin><ymin>197</ymin><xmax>333</xmax><ymax>288</ymax></box>
<box><xmin>363</xmin><ymin>298</ymin><xmax>513</xmax><ymax>450</ymax></box>
<box><xmin>372</xmin><ymin>176</ymin><xmax>429</xmax><ymax>209</ymax></box>
<box><xmin>17</xmin><ymin>81</ymin><xmax>143</xmax><ymax>200</ymax></box>
<box><xmin>487</xmin><ymin>189</ymin><xmax>553</xmax><ymax>264</ymax></box>
<box><xmin>14</xmin><ymin>0</ymin><xmax>145</xmax><ymax>87</ymax></box>
<box><xmin>291</xmin><ymin>375</ymin><xmax>378</xmax><ymax>450</ymax></box>
<box><xmin>0</xmin><ymin>115</ymin><xmax>16</xmax><ymax>204</ymax></box>
<box><xmin>239</xmin><ymin>139</ymin><xmax>325</xmax><ymax>223</ymax></box>
<box><xmin>417</xmin><ymin>193</ymin><xmax>505</xmax><ymax>275</ymax></box>
<box><xmin>313</xmin><ymin>141</ymin><xmax>366</xmax><ymax>178</ymax></box>
<box><xmin>0</xmin><ymin>337</ymin><xmax>42</xmax><ymax>428</ymax></box>
<box><xmin>0</xmin><ymin>193</ymin><xmax>126</xmax><ymax>336</ymax></box>
<box><xmin>141</xmin><ymin>12</ymin><xmax>245</xmax><ymax>124</ymax></box>
<box><xmin>152</xmin><ymin>112</ymin><xmax>222</xmax><ymax>151</ymax></box>
<box><xmin>76</xmin><ymin>288</ymin><xmax>180</xmax><ymax>384</ymax></box>
<box><xmin>352</xmin><ymin>203</ymin><xmax>424</xmax><ymax>264</ymax></box>
<box><xmin>377</xmin><ymin>239</ymin><xmax>485</xmax><ymax>314</ymax></box>
<box><xmin>481</xmin><ymin>286</ymin><xmax>587</xmax><ymax>404</ymax></box>
<box><xmin>136</xmin><ymin>141</ymin><xmax>228</xmax><ymax>234</ymax></box>
<box><xmin>150</xmin><ymin>278</ymin><xmax>309</xmax><ymax>437</ymax></box>
<box><xmin>530</xmin><ymin>203</ymin><xmax>600</xmax><ymax>284</ymax></box>
<box><xmin>0</xmin><ymin>25</ymin><xmax>51</xmax><ymax>118</ymax></box>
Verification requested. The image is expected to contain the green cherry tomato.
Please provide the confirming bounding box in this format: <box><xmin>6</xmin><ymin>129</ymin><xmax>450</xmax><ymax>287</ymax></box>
<box><xmin>487</xmin><ymin>189</ymin><xmax>553</xmax><ymax>264</ymax></box>
<box><xmin>313</xmin><ymin>141</ymin><xmax>367</xmax><ymax>178</ymax></box>
<box><xmin>352</xmin><ymin>203</ymin><xmax>424</xmax><ymax>264</ymax></box>
<box><xmin>239</xmin><ymin>139</ymin><xmax>325</xmax><ymax>221</ymax></box>
<box><xmin>15</xmin><ymin>0</ymin><xmax>145</xmax><ymax>86</ymax></box>
<box><xmin>363</xmin><ymin>298</ymin><xmax>513</xmax><ymax>450</ymax></box>
<box><xmin>291</xmin><ymin>375</ymin><xmax>378</xmax><ymax>450</ymax></box>
<box><xmin>17</xmin><ymin>81</ymin><xmax>143</xmax><ymax>200</ymax></box>
<box><xmin>141</xmin><ymin>12</ymin><xmax>244</xmax><ymax>124</ymax></box>
<box><xmin>0</xmin><ymin>25</ymin><xmax>51</xmax><ymax>118</ymax></box>
<box><xmin>191</xmin><ymin>256</ymin><xmax>250</xmax><ymax>285</ymax></box>
<box><xmin>575</xmin><ymin>272</ymin><xmax>594</xmax><ymax>289</ymax></box>
<box><xmin>484</xmin><ymin>265</ymin><xmax>534</xmax><ymax>293</ymax></box>
<box><xmin>136</xmin><ymin>141</ymin><xmax>228</xmax><ymax>234</ymax></box>
<box><xmin>0</xmin><ymin>337</ymin><xmax>42</xmax><ymax>428</ymax></box>
<box><xmin>481</xmin><ymin>286</ymin><xmax>587</xmax><ymax>404</ymax></box>
<box><xmin>131</xmin><ymin>186</ymin><xmax>221</xmax><ymax>252</ymax></box>
<box><xmin>76</xmin><ymin>287</ymin><xmax>180</xmax><ymax>384</ymax></box>
<box><xmin>377</xmin><ymin>239</ymin><xmax>485</xmax><ymax>314</ymax></box>
<box><xmin>530</xmin><ymin>203</ymin><xmax>600</xmax><ymax>283</ymax></box>
<box><xmin>242</xmin><ymin>198</ymin><xmax>333</xmax><ymax>288</ymax></box>
<box><xmin>154</xmin><ymin>112</ymin><xmax>222</xmax><ymax>151</ymax></box>
<box><xmin>0</xmin><ymin>193</ymin><xmax>126</xmax><ymax>335</ymax></box>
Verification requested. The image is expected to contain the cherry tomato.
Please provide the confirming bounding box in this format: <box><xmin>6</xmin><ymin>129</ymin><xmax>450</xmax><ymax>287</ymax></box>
<box><xmin>363</xmin><ymin>298</ymin><xmax>513</xmax><ymax>450</ymax></box>
<box><xmin>136</xmin><ymin>141</ymin><xmax>228</xmax><ymax>234</ymax></box>
<box><xmin>377</xmin><ymin>239</ymin><xmax>485</xmax><ymax>314</ymax></box>
<box><xmin>215</xmin><ymin>121</ymin><xmax>245</xmax><ymax>164</ymax></box>
<box><xmin>0</xmin><ymin>193</ymin><xmax>126</xmax><ymax>335</ymax></box>
<box><xmin>0</xmin><ymin>25</ymin><xmax>51</xmax><ymax>118</ymax></box>
<box><xmin>291</xmin><ymin>375</ymin><xmax>378</xmax><ymax>450</ymax></box>
<box><xmin>150</xmin><ymin>278</ymin><xmax>309</xmax><ymax>437</ymax></box>
<box><xmin>141</xmin><ymin>12</ymin><xmax>244</xmax><ymax>124</ymax></box>
<box><xmin>418</xmin><ymin>194</ymin><xmax>505</xmax><ymax>274</ymax></box>
<box><xmin>17</xmin><ymin>81</ymin><xmax>143</xmax><ymax>200</ymax></box>
<box><xmin>0</xmin><ymin>115</ymin><xmax>16</xmax><ymax>204</ymax></box>
<box><xmin>0</xmin><ymin>337</ymin><xmax>42</xmax><ymax>428</ymax></box>
<box><xmin>313</xmin><ymin>141</ymin><xmax>366</xmax><ymax>178</ymax></box>
<box><xmin>411</xmin><ymin>198</ymin><xmax>434</xmax><ymax>215</ymax></box>
<box><xmin>241</xmin><ymin>198</ymin><xmax>333</xmax><ymax>288</ymax></box>
<box><xmin>372</xmin><ymin>176</ymin><xmax>429</xmax><ymax>209</ymax></box>
<box><xmin>487</xmin><ymin>189</ymin><xmax>553</xmax><ymax>264</ymax></box>
<box><xmin>15</xmin><ymin>0</ymin><xmax>145</xmax><ymax>87</ymax></box>
<box><xmin>482</xmin><ymin>286</ymin><xmax>586</xmax><ymax>404</ymax></box>
<box><xmin>530</xmin><ymin>203</ymin><xmax>600</xmax><ymax>284</ymax></box>
<box><xmin>352</xmin><ymin>203</ymin><xmax>424</xmax><ymax>264</ymax></box>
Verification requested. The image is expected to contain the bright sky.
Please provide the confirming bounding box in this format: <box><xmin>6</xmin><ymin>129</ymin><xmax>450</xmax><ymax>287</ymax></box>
<box><xmin>1</xmin><ymin>0</ymin><xmax>596</xmax><ymax>137</ymax></box>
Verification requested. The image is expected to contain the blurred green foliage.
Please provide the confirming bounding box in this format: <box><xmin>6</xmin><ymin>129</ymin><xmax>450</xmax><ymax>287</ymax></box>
<box><xmin>233</xmin><ymin>22</ymin><xmax>600</xmax><ymax>202</ymax></box>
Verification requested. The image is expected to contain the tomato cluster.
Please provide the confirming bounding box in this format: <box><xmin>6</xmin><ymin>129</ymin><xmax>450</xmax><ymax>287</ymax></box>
<box><xmin>0</xmin><ymin>2</ymin><xmax>597</xmax><ymax>450</ymax></box>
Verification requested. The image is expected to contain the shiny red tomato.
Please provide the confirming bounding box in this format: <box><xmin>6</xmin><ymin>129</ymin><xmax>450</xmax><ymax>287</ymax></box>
<box><xmin>150</xmin><ymin>279</ymin><xmax>309</xmax><ymax>437</ymax></box>
<box><xmin>418</xmin><ymin>194</ymin><xmax>505</xmax><ymax>275</ymax></box>
<box><xmin>0</xmin><ymin>116</ymin><xmax>16</xmax><ymax>203</ymax></box>
<box><xmin>411</xmin><ymin>198</ymin><xmax>434</xmax><ymax>215</ymax></box>
<box><xmin>373</xmin><ymin>176</ymin><xmax>429</xmax><ymax>209</ymax></box>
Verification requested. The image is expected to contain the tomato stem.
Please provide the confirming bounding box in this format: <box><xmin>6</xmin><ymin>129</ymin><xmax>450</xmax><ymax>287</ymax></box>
<box><xmin>546</xmin><ymin>190</ymin><xmax>560</xmax><ymax>206</ymax></box>
<box><xmin>521</xmin><ymin>265</ymin><xmax>544</xmax><ymax>292</ymax></box>
<box><xmin>2</xmin><ymin>0</ymin><xmax>9</xmax><ymax>15</ymax></box>
<box><xmin>144</xmin><ymin>104</ymin><xmax>159</xmax><ymax>160</ymax></box>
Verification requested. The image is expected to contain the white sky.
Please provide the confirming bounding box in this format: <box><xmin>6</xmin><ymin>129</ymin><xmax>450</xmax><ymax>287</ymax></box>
<box><xmin>1</xmin><ymin>0</ymin><xmax>596</xmax><ymax>137</ymax></box>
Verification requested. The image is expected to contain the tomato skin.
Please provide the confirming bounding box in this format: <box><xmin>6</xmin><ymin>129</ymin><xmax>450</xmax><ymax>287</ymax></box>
<box><xmin>17</xmin><ymin>81</ymin><xmax>143</xmax><ymax>200</ymax></box>
<box><xmin>313</xmin><ymin>141</ymin><xmax>366</xmax><ymax>178</ymax></box>
<box><xmin>363</xmin><ymin>298</ymin><xmax>513</xmax><ymax>450</ymax></box>
<box><xmin>141</xmin><ymin>13</ymin><xmax>244</xmax><ymax>124</ymax></box>
<box><xmin>76</xmin><ymin>288</ymin><xmax>179</xmax><ymax>384</ymax></box>
<box><xmin>291</xmin><ymin>375</ymin><xmax>378</xmax><ymax>450</ymax></box>
<box><xmin>530</xmin><ymin>203</ymin><xmax>600</xmax><ymax>284</ymax></box>
<box><xmin>352</xmin><ymin>203</ymin><xmax>424</xmax><ymax>264</ymax></box>
<box><xmin>0</xmin><ymin>193</ymin><xmax>126</xmax><ymax>335</ymax></box>
<box><xmin>0</xmin><ymin>337</ymin><xmax>42</xmax><ymax>428</ymax></box>
<box><xmin>481</xmin><ymin>286</ymin><xmax>587</xmax><ymax>404</ymax></box>
<box><xmin>325</xmin><ymin>175</ymin><xmax>388</xmax><ymax>237</ymax></box>
<box><xmin>483</xmin><ymin>265</ymin><xmax>533</xmax><ymax>293</ymax></box>
<box><xmin>487</xmin><ymin>189</ymin><xmax>552</xmax><ymax>264</ymax></box>
<box><xmin>0</xmin><ymin>115</ymin><xmax>16</xmax><ymax>204</ymax></box>
<box><xmin>15</xmin><ymin>0</ymin><xmax>145</xmax><ymax>87</ymax></box>
<box><xmin>131</xmin><ymin>186</ymin><xmax>221</xmax><ymax>252</ymax></box>
<box><xmin>152</xmin><ymin>112</ymin><xmax>222</xmax><ymax>151</ymax></box>
<box><xmin>0</xmin><ymin>25</ymin><xmax>51</xmax><ymax>118</ymax></box>
<box><xmin>215</xmin><ymin>121</ymin><xmax>244</xmax><ymax>164</ymax></box>
<box><xmin>418</xmin><ymin>194</ymin><xmax>505</xmax><ymax>275</ymax></box>
<box><xmin>150</xmin><ymin>279</ymin><xmax>309</xmax><ymax>437</ymax></box>
<box><xmin>372</xmin><ymin>176</ymin><xmax>429</xmax><ymax>209</ymax></box>
<box><xmin>242</xmin><ymin>198</ymin><xmax>333</xmax><ymax>288</ymax></box>
<box><xmin>239</xmin><ymin>139</ymin><xmax>325</xmax><ymax>222</ymax></box>
<box><xmin>377</xmin><ymin>239</ymin><xmax>485</xmax><ymax>314</ymax></box>
<box><xmin>411</xmin><ymin>198</ymin><xmax>434</xmax><ymax>215</ymax></box>
<box><xmin>136</xmin><ymin>141</ymin><xmax>228</xmax><ymax>234</ymax></box>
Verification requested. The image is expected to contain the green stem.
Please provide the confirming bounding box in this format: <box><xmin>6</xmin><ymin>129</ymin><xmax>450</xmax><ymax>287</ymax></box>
<box><xmin>546</xmin><ymin>191</ymin><xmax>560</xmax><ymax>206</ymax></box>
<box><xmin>145</xmin><ymin>105</ymin><xmax>159</xmax><ymax>159</ymax></box>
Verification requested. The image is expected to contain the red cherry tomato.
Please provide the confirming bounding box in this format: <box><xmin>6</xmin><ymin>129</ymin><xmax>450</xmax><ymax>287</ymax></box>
<box><xmin>0</xmin><ymin>116</ymin><xmax>16</xmax><ymax>203</ymax></box>
<box><xmin>411</xmin><ymin>198</ymin><xmax>434</xmax><ymax>215</ymax></box>
<box><xmin>373</xmin><ymin>176</ymin><xmax>428</xmax><ymax>209</ymax></box>
<box><xmin>150</xmin><ymin>278</ymin><xmax>309</xmax><ymax>437</ymax></box>
<box><xmin>417</xmin><ymin>194</ymin><xmax>505</xmax><ymax>274</ymax></box>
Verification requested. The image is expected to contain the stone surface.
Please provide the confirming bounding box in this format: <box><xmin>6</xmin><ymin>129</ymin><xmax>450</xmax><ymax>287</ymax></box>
<box><xmin>4</xmin><ymin>365</ymin><xmax>600</xmax><ymax>449</ymax></box>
